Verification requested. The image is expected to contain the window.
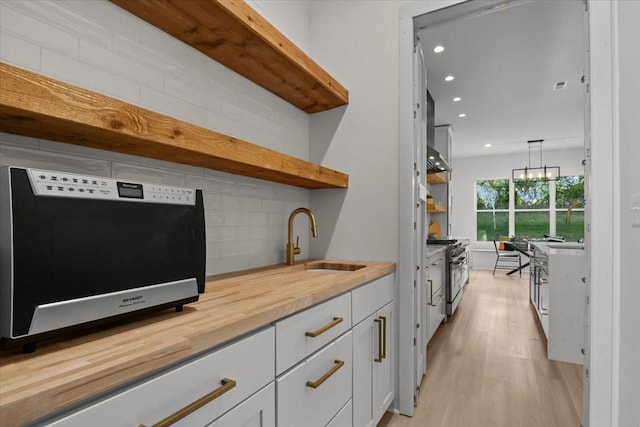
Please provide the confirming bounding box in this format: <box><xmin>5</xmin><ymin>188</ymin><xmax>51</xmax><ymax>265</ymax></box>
<box><xmin>476</xmin><ymin>179</ymin><xmax>509</xmax><ymax>241</ymax></box>
<box><xmin>555</xmin><ymin>175</ymin><xmax>585</xmax><ymax>241</ymax></box>
<box><xmin>475</xmin><ymin>176</ymin><xmax>584</xmax><ymax>242</ymax></box>
<box><xmin>514</xmin><ymin>180</ymin><xmax>549</xmax><ymax>238</ymax></box>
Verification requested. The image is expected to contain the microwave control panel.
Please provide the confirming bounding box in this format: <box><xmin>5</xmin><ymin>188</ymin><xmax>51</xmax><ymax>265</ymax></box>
<box><xmin>26</xmin><ymin>168</ymin><xmax>196</xmax><ymax>205</ymax></box>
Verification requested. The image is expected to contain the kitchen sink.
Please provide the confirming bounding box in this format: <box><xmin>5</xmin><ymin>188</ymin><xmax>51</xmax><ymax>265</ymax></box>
<box><xmin>304</xmin><ymin>262</ymin><xmax>366</xmax><ymax>273</ymax></box>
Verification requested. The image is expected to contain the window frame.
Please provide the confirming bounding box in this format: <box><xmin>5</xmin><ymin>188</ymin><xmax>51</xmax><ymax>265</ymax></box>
<box><xmin>475</xmin><ymin>175</ymin><xmax>584</xmax><ymax>245</ymax></box>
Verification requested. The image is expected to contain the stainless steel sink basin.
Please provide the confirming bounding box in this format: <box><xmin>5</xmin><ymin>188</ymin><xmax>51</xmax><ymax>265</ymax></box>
<box><xmin>547</xmin><ymin>243</ymin><xmax>584</xmax><ymax>250</ymax></box>
<box><xmin>304</xmin><ymin>262</ymin><xmax>366</xmax><ymax>273</ymax></box>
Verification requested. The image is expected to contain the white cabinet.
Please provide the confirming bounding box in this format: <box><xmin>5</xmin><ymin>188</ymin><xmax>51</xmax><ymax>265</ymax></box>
<box><xmin>426</xmin><ymin>250</ymin><xmax>446</xmax><ymax>344</ymax></box>
<box><xmin>547</xmin><ymin>250</ymin><xmax>586</xmax><ymax>364</ymax></box>
<box><xmin>276</xmin><ymin>292</ymin><xmax>352</xmax><ymax>375</ymax></box>
<box><xmin>38</xmin><ymin>272</ymin><xmax>396</xmax><ymax>427</ymax></box>
<box><xmin>207</xmin><ymin>383</ymin><xmax>275</xmax><ymax>427</ymax></box>
<box><xmin>327</xmin><ymin>400</ymin><xmax>353</xmax><ymax>427</ymax></box>
<box><xmin>277</xmin><ymin>331</ymin><xmax>353</xmax><ymax>427</ymax></box>
<box><xmin>352</xmin><ymin>274</ymin><xmax>394</xmax><ymax>427</ymax></box>
<box><xmin>44</xmin><ymin>327</ymin><xmax>275</xmax><ymax>427</ymax></box>
<box><xmin>531</xmin><ymin>243</ymin><xmax>586</xmax><ymax>364</ymax></box>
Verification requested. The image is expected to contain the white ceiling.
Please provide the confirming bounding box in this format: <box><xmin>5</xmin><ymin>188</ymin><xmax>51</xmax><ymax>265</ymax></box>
<box><xmin>418</xmin><ymin>0</ymin><xmax>585</xmax><ymax>159</ymax></box>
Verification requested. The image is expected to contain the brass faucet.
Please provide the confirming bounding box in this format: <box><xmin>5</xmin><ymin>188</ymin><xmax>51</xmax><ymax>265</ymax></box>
<box><xmin>565</xmin><ymin>200</ymin><xmax>584</xmax><ymax>224</ymax></box>
<box><xmin>286</xmin><ymin>207</ymin><xmax>318</xmax><ymax>265</ymax></box>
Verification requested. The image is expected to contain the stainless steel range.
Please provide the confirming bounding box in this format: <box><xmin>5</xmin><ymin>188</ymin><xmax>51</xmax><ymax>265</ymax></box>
<box><xmin>427</xmin><ymin>238</ymin><xmax>469</xmax><ymax>315</ymax></box>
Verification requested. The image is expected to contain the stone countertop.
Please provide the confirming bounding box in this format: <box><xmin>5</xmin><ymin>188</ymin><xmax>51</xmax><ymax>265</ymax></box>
<box><xmin>531</xmin><ymin>241</ymin><xmax>585</xmax><ymax>256</ymax></box>
<box><xmin>0</xmin><ymin>259</ymin><xmax>396</xmax><ymax>425</ymax></box>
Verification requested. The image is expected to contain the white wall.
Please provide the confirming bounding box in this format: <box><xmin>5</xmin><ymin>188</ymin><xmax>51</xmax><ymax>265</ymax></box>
<box><xmin>0</xmin><ymin>0</ymin><xmax>313</xmax><ymax>275</ymax></box>
<box><xmin>615</xmin><ymin>1</ymin><xmax>640</xmax><ymax>425</ymax></box>
<box><xmin>307</xmin><ymin>0</ymin><xmax>409</xmax><ymax>262</ymax></box>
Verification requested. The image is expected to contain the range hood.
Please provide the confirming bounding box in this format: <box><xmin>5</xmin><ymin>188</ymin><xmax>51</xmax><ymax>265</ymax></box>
<box><xmin>427</xmin><ymin>145</ymin><xmax>450</xmax><ymax>173</ymax></box>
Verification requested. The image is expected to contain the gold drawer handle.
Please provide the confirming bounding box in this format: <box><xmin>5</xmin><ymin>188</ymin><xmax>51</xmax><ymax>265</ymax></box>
<box><xmin>374</xmin><ymin>318</ymin><xmax>383</xmax><ymax>362</ymax></box>
<box><xmin>136</xmin><ymin>378</ymin><xmax>236</xmax><ymax>427</ymax></box>
<box><xmin>306</xmin><ymin>360</ymin><xmax>345</xmax><ymax>389</ymax></box>
<box><xmin>430</xmin><ymin>294</ymin><xmax>445</xmax><ymax>307</ymax></box>
<box><xmin>305</xmin><ymin>317</ymin><xmax>343</xmax><ymax>337</ymax></box>
<box><xmin>379</xmin><ymin>316</ymin><xmax>387</xmax><ymax>359</ymax></box>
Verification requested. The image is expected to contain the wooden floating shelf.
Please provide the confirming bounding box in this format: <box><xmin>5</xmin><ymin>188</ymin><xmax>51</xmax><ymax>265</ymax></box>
<box><xmin>427</xmin><ymin>172</ymin><xmax>447</xmax><ymax>185</ymax></box>
<box><xmin>0</xmin><ymin>63</ymin><xmax>349</xmax><ymax>189</ymax></box>
<box><xmin>110</xmin><ymin>0</ymin><xmax>348</xmax><ymax>114</ymax></box>
<box><xmin>427</xmin><ymin>204</ymin><xmax>446</xmax><ymax>213</ymax></box>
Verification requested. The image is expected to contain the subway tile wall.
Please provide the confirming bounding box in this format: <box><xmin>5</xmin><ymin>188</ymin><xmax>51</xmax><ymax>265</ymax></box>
<box><xmin>0</xmin><ymin>0</ymin><xmax>312</xmax><ymax>275</ymax></box>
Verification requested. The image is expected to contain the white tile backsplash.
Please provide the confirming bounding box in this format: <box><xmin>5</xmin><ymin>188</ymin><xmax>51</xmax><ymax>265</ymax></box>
<box><xmin>0</xmin><ymin>2</ymin><xmax>78</xmax><ymax>58</ymax></box>
<box><xmin>0</xmin><ymin>0</ymin><xmax>311</xmax><ymax>275</ymax></box>
<box><xmin>79</xmin><ymin>40</ymin><xmax>164</xmax><ymax>90</ymax></box>
<box><xmin>6</xmin><ymin>0</ymin><xmax>113</xmax><ymax>50</ymax></box>
<box><xmin>111</xmin><ymin>162</ymin><xmax>186</xmax><ymax>186</ymax></box>
<box><xmin>41</xmin><ymin>49</ymin><xmax>140</xmax><ymax>105</ymax></box>
<box><xmin>0</xmin><ymin>31</ymin><xmax>41</xmax><ymax>71</ymax></box>
<box><xmin>0</xmin><ymin>142</ymin><xmax>111</xmax><ymax>176</ymax></box>
<box><xmin>140</xmin><ymin>86</ymin><xmax>207</xmax><ymax>127</ymax></box>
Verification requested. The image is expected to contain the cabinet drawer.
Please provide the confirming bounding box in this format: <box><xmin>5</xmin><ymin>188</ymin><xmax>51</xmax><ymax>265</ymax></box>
<box><xmin>207</xmin><ymin>382</ymin><xmax>275</xmax><ymax>427</ymax></box>
<box><xmin>352</xmin><ymin>273</ymin><xmax>394</xmax><ymax>325</ymax></box>
<box><xmin>327</xmin><ymin>400</ymin><xmax>352</xmax><ymax>427</ymax></box>
<box><xmin>44</xmin><ymin>327</ymin><xmax>275</xmax><ymax>427</ymax></box>
<box><xmin>276</xmin><ymin>292</ymin><xmax>351</xmax><ymax>375</ymax></box>
<box><xmin>276</xmin><ymin>331</ymin><xmax>353</xmax><ymax>427</ymax></box>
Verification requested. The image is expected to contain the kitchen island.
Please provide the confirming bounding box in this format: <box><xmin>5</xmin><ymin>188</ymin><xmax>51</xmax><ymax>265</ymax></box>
<box><xmin>530</xmin><ymin>242</ymin><xmax>585</xmax><ymax>364</ymax></box>
<box><xmin>0</xmin><ymin>259</ymin><xmax>395</xmax><ymax>425</ymax></box>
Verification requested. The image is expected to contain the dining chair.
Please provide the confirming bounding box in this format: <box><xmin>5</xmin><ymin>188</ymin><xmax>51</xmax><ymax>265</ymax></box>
<box><xmin>492</xmin><ymin>240</ymin><xmax>522</xmax><ymax>276</ymax></box>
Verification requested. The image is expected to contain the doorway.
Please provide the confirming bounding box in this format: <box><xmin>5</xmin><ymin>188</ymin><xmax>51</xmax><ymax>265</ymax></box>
<box><xmin>397</xmin><ymin>0</ymin><xmax>599</xmax><ymax>423</ymax></box>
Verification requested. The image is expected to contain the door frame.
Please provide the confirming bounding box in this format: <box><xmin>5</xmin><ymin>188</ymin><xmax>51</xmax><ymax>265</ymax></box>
<box><xmin>398</xmin><ymin>1</ymin><xmax>618</xmax><ymax>424</ymax></box>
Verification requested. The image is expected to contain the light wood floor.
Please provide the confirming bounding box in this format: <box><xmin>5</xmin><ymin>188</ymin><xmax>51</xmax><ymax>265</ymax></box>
<box><xmin>380</xmin><ymin>270</ymin><xmax>582</xmax><ymax>427</ymax></box>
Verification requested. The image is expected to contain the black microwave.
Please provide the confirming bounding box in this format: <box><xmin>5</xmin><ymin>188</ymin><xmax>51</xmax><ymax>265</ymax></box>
<box><xmin>0</xmin><ymin>167</ymin><xmax>206</xmax><ymax>352</ymax></box>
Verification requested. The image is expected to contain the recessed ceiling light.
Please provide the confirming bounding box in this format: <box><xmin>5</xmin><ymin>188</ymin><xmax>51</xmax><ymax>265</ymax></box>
<box><xmin>484</xmin><ymin>143</ymin><xmax>492</xmax><ymax>148</ymax></box>
<box><xmin>445</xmin><ymin>75</ymin><xmax>455</xmax><ymax>82</ymax></box>
<box><xmin>428</xmin><ymin>155</ymin><xmax>435</xmax><ymax>160</ymax></box>
<box><xmin>453</xmin><ymin>97</ymin><xmax>461</xmax><ymax>102</ymax></box>
<box><xmin>458</xmin><ymin>113</ymin><xmax>466</xmax><ymax>118</ymax></box>
<box><xmin>433</xmin><ymin>45</ymin><xmax>445</xmax><ymax>53</ymax></box>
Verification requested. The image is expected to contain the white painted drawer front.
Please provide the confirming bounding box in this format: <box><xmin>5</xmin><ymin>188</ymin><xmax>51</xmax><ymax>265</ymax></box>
<box><xmin>327</xmin><ymin>400</ymin><xmax>353</xmax><ymax>427</ymax></box>
<box><xmin>275</xmin><ymin>292</ymin><xmax>351</xmax><ymax>375</ymax></box>
<box><xmin>276</xmin><ymin>331</ymin><xmax>353</xmax><ymax>427</ymax></box>
<box><xmin>352</xmin><ymin>274</ymin><xmax>394</xmax><ymax>325</ymax></box>
<box><xmin>206</xmin><ymin>382</ymin><xmax>275</xmax><ymax>427</ymax></box>
<box><xmin>45</xmin><ymin>327</ymin><xmax>275</xmax><ymax>427</ymax></box>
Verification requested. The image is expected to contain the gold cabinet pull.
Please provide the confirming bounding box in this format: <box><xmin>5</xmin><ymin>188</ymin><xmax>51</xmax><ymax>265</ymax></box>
<box><xmin>427</xmin><ymin>279</ymin><xmax>434</xmax><ymax>305</ymax></box>
<box><xmin>305</xmin><ymin>317</ymin><xmax>343</xmax><ymax>337</ymax></box>
<box><xmin>431</xmin><ymin>294</ymin><xmax>445</xmax><ymax>307</ymax></box>
<box><xmin>379</xmin><ymin>316</ymin><xmax>387</xmax><ymax>359</ymax></box>
<box><xmin>306</xmin><ymin>360</ymin><xmax>344</xmax><ymax>389</ymax></box>
<box><xmin>374</xmin><ymin>318</ymin><xmax>383</xmax><ymax>362</ymax></box>
<box><xmin>136</xmin><ymin>378</ymin><xmax>236</xmax><ymax>427</ymax></box>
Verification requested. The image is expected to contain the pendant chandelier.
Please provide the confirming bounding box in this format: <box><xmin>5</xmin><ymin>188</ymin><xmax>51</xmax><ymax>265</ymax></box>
<box><xmin>511</xmin><ymin>139</ymin><xmax>560</xmax><ymax>182</ymax></box>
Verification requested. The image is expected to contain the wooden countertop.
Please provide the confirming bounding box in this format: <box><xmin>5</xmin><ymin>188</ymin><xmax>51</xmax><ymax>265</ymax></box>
<box><xmin>0</xmin><ymin>259</ymin><xmax>395</xmax><ymax>425</ymax></box>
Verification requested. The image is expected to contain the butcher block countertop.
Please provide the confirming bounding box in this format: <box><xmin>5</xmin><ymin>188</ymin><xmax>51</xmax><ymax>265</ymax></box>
<box><xmin>0</xmin><ymin>259</ymin><xmax>395</xmax><ymax>425</ymax></box>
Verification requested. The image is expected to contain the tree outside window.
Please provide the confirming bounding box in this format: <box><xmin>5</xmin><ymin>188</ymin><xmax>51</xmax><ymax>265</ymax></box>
<box><xmin>476</xmin><ymin>179</ymin><xmax>509</xmax><ymax>241</ymax></box>
<box><xmin>555</xmin><ymin>176</ymin><xmax>585</xmax><ymax>241</ymax></box>
<box><xmin>475</xmin><ymin>176</ymin><xmax>584</xmax><ymax>242</ymax></box>
<box><xmin>515</xmin><ymin>180</ymin><xmax>549</xmax><ymax>238</ymax></box>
